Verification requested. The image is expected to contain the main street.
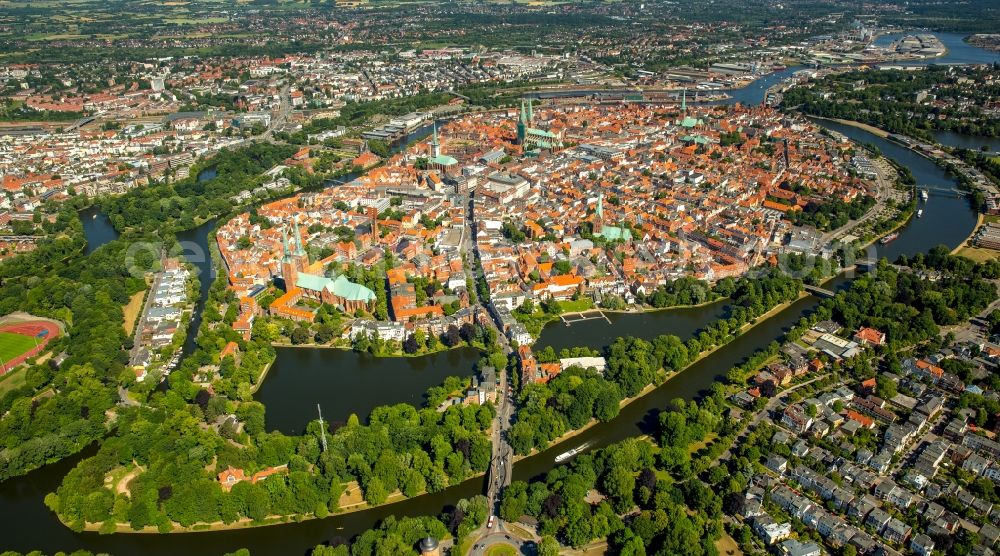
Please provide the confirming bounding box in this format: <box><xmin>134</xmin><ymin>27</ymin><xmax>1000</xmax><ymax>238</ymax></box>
<box><xmin>460</xmin><ymin>189</ymin><xmax>523</xmax><ymax>554</ymax></box>
<box><xmin>464</xmin><ymin>192</ymin><xmax>517</xmax><ymax>515</ymax></box>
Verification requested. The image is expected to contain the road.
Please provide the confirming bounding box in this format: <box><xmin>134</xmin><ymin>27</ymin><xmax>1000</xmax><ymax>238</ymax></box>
<box><xmin>464</xmin><ymin>191</ymin><xmax>518</xmax><ymax>517</ymax></box>
<box><xmin>712</xmin><ymin>374</ymin><xmax>827</xmax><ymax>465</ymax></box>
<box><xmin>258</xmin><ymin>83</ymin><xmax>291</xmax><ymax>143</ymax></box>
<box><xmin>819</xmin><ymin>155</ymin><xmax>897</xmax><ymax>246</ymax></box>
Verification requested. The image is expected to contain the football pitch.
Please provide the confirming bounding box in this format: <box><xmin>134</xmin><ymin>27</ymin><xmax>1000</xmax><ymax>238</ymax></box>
<box><xmin>0</xmin><ymin>332</ymin><xmax>36</xmax><ymax>364</ymax></box>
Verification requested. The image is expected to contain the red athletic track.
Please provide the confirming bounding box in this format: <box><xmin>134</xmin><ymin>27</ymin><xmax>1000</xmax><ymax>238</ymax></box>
<box><xmin>0</xmin><ymin>320</ymin><xmax>59</xmax><ymax>375</ymax></box>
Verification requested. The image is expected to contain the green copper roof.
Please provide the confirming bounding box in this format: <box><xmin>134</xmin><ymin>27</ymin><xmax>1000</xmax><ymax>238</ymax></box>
<box><xmin>430</xmin><ymin>154</ymin><xmax>458</xmax><ymax>166</ymax></box>
<box><xmin>596</xmin><ymin>226</ymin><xmax>633</xmax><ymax>241</ymax></box>
<box><xmin>680</xmin><ymin>116</ymin><xmax>702</xmax><ymax>128</ymax></box>
<box><xmin>681</xmin><ymin>134</ymin><xmax>712</xmax><ymax>145</ymax></box>
<box><xmin>528</xmin><ymin>127</ymin><xmax>558</xmax><ymax>139</ymax></box>
<box><xmin>296</xmin><ymin>272</ymin><xmax>376</xmax><ymax>302</ymax></box>
<box><xmin>330</xmin><ymin>275</ymin><xmax>377</xmax><ymax>302</ymax></box>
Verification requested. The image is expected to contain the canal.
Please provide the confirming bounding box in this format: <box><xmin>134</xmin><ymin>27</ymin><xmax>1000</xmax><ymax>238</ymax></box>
<box><xmin>10</xmin><ymin>39</ymin><xmax>986</xmax><ymax>555</ymax></box>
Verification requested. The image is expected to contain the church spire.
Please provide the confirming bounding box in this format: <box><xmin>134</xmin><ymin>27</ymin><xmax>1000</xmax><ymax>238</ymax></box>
<box><xmin>596</xmin><ymin>192</ymin><xmax>604</xmax><ymax>219</ymax></box>
<box><xmin>681</xmin><ymin>88</ymin><xmax>687</xmax><ymax>114</ymax></box>
<box><xmin>292</xmin><ymin>215</ymin><xmax>306</xmax><ymax>256</ymax></box>
<box><xmin>281</xmin><ymin>225</ymin><xmax>291</xmax><ymax>261</ymax></box>
<box><xmin>431</xmin><ymin>121</ymin><xmax>440</xmax><ymax>158</ymax></box>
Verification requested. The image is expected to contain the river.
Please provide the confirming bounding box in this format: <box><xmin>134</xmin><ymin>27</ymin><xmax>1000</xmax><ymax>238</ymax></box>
<box><xmin>929</xmin><ymin>130</ymin><xmax>1000</xmax><ymax>154</ymax></box>
<box><xmin>873</xmin><ymin>31</ymin><xmax>1000</xmax><ymax>66</ymax></box>
<box><xmin>13</xmin><ymin>41</ymin><xmax>985</xmax><ymax>554</ymax></box>
<box><xmin>534</xmin><ymin>299</ymin><xmax>731</xmax><ymax>353</ymax></box>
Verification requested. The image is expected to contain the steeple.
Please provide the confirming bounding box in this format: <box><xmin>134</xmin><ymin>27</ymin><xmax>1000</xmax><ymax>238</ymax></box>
<box><xmin>281</xmin><ymin>225</ymin><xmax>292</xmax><ymax>261</ymax></box>
<box><xmin>292</xmin><ymin>215</ymin><xmax>306</xmax><ymax>257</ymax></box>
<box><xmin>526</xmin><ymin>98</ymin><xmax>533</xmax><ymax>124</ymax></box>
<box><xmin>517</xmin><ymin>99</ymin><xmax>528</xmax><ymax>145</ymax></box>
<box><xmin>596</xmin><ymin>192</ymin><xmax>604</xmax><ymax>219</ymax></box>
<box><xmin>280</xmin><ymin>222</ymin><xmax>299</xmax><ymax>291</ymax></box>
<box><xmin>681</xmin><ymin>88</ymin><xmax>687</xmax><ymax>114</ymax></box>
<box><xmin>431</xmin><ymin>121</ymin><xmax>440</xmax><ymax>158</ymax></box>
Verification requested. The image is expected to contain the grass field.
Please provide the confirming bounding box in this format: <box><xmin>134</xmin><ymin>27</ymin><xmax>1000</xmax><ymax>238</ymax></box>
<box><xmin>0</xmin><ymin>367</ymin><xmax>26</xmax><ymax>396</ymax></box>
<box><xmin>123</xmin><ymin>290</ymin><xmax>146</xmax><ymax>335</ymax></box>
<box><xmin>485</xmin><ymin>545</ymin><xmax>518</xmax><ymax>556</ymax></box>
<box><xmin>956</xmin><ymin>245</ymin><xmax>1000</xmax><ymax>264</ymax></box>
<box><xmin>0</xmin><ymin>331</ymin><xmax>36</xmax><ymax>364</ymax></box>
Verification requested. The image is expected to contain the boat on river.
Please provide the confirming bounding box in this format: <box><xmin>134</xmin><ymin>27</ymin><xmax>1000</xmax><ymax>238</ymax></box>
<box><xmin>880</xmin><ymin>232</ymin><xmax>899</xmax><ymax>245</ymax></box>
<box><xmin>917</xmin><ymin>209</ymin><xmax>923</xmax><ymax>218</ymax></box>
<box><xmin>555</xmin><ymin>441</ymin><xmax>592</xmax><ymax>463</ymax></box>
<box><xmin>921</xmin><ymin>189</ymin><xmax>929</xmax><ymax>202</ymax></box>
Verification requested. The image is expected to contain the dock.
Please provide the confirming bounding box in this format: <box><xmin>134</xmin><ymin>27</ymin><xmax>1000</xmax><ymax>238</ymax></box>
<box><xmin>560</xmin><ymin>309</ymin><xmax>611</xmax><ymax>325</ymax></box>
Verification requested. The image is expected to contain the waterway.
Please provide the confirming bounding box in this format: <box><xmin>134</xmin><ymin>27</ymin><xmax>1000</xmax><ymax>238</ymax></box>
<box><xmin>78</xmin><ymin>205</ymin><xmax>119</xmax><ymax>255</ymax></box>
<box><xmin>175</xmin><ymin>218</ymin><xmax>217</xmax><ymax>359</ymax></box>
<box><xmin>19</xmin><ymin>46</ymin><xmax>986</xmax><ymax>555</ymax></box>
<box><xmin>873</xmin><ymin>32</ymin><xmax>1000</xmax><ymax>66</ymax></box>
<box><xmin>257</xmin><ymin>346</ymin><xmax>482</xmax><ymax>434</ymax></box>
<box><xmin>930</xmin><ymin>130</ymin><xmax>1000</xmax><ymax>154</ymax></box>
<box><xmin>535</xmin><ymin>299</ymin><xmax>731</xmax><ymax>353</ymax></box>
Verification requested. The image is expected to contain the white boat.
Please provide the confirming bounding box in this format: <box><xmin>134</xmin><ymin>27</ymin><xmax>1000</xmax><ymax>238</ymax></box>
<box><xmin>91</xmin><ymin>213</ymin><xmax>97</xmax><ymax>219</ymax></box>
<box><xmin>920</xmin><ymin>189</ymin><xmax>928</xmax><ymax>201</ymax></box>
<box><xmin>917</xmin><ymin>209</ymin><xmax>923</xmax><ymax>218</ymax></box>
<box><xmin>555</xmin><ymin>441</ymin><xmax>592</xmax><ymax>463</ymax></box>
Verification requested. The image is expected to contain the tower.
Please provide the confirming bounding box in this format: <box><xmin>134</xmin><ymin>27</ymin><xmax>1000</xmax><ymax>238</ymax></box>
<box><xmin>418</xmin><ymin>537</ymin><xmax>440</xmax><ymax>556</ymax></box>
<box><xmin>430</xmin><ymin>122</ymin><xmax>441</xmax><ymax>158</ymax></box>
<box><xmin>526</xmin><ymin>98</ymin><xmax>534</xmax><ymax>124</ymax></box>
<box><xmin>516</xmin><ymin>99</ymin><xmax>528</xmax><ymax>145</ymax></box>
<box><xmin>292</xmin><ymin>215</ymin><xmax>308</xmax><ymax>268</ymax></box>
<box><xmin>280</xmin><ymin>225</ymin><xmax>298</xmax><ymax>291</ymax></box>
<box><xmin>595</xmin><ymin>192</ymin><xmax>604</xmax><ymax>234</ymax></box>
<box><xmin>681</xmin><ymin>88</ymin><xmax>687</xmax><ymax>114</ymax></box>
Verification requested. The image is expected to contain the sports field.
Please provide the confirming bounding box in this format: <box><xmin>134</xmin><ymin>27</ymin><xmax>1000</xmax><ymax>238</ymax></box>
<box><xmin>0</xmin><ymin>331</ymin><xmax>37</xmax><ymax>364</ymax></box>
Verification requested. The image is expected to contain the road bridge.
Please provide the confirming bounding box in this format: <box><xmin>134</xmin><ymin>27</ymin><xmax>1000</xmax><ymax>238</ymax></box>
<box><xmin>803</xmin><ymin>284</ymin><xmax>836</xmax><ymax>298</ymax></box>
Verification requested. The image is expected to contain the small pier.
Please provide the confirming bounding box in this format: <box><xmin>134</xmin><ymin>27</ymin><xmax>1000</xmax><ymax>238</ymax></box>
<box><xmin>560</xmin><ymin>309</ymin><xmax>612</xmax><ymax>325</ymax></box>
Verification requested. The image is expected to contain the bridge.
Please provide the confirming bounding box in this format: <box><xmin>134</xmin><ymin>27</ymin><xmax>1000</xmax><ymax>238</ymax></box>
<box><xmin>803</xmin><ymin>284</ymin><xmax>836</xmax><ymax>298</ymax></box>
<box><xmin>920</xmin><ymin>185</ymin><xmax>967</xmax><ymax>198</ymax></box>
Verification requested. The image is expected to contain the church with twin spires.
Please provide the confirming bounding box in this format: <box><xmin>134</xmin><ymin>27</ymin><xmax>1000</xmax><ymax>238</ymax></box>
<box><xmin>272</xmin><ymin>217</ymin><xmax>377</xmax><ymax>318</ymax></box>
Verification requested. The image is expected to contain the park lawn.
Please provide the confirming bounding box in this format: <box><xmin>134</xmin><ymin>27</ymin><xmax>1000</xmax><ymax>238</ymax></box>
<box><xmin>715</xmin><ymin>532</ymin><xmax>744</xmax><ymax>556</ymax></box>
<box><xmin>0</xmin><ymin>366</ymin><xmax>26</xmax><ymax>396</ymax></box>
<box><xmin>123</xmin><ymin>290</ymin><xmax>146</xmax><ymax>335</ymax></box>
<box><xmin>687</xmin><ymin>432</ymin><xmax>719</xmax><ymax>455</ymax></box>
<box><xmin>956</xmin><ymin>245</ymin><xmax>1000</xmax><ymax>264</ymax></box>
<box><xmin>485</xmin><ymin>545</ymin><xmax>518</xmax><ymax>556</ymax></box>
<box><xmin>555</xmin><ymin>298</ymin><xmax>594</xmax><ymax>313</ymax></box>
<box><xmin>0</xmin><ymin>332</ymin><xmax>37</xmax><ymax>364</ymax></box>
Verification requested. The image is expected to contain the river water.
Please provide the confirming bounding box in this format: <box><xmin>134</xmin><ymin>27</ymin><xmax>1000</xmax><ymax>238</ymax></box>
<box><xmin>873</xmin><ymin>32</ymin><xmax>1000</xmax><ymax>66</ymax></box>
<box><xmin>257</xmin><ymin>347</ymin><xmax>483</xmax><ymax>434</ymax></box>
<box><xmin>12</xmin><ymin>35</ymin><xmax>988</xmax><ymax>555</ymax></box>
